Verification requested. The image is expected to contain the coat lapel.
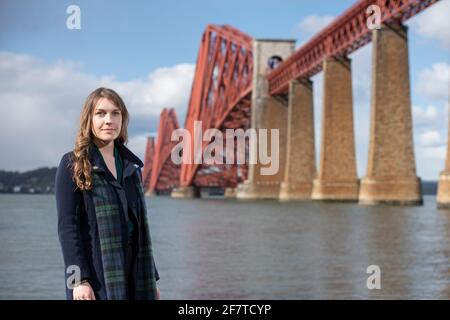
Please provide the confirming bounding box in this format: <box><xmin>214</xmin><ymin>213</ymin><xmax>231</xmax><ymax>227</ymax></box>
<box><xmin>89</xmin><ymin>141</ymin><xmax>143</xmax><ymax>188</ymax></box>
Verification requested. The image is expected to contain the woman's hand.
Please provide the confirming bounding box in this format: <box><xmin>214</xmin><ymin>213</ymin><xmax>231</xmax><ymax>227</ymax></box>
<box><xmin>73</xmin><ymin>281</ymin><xmax>96</xmax><ymax>300</ymax></box>
<box><xmin>156</xmin><ymin>287</ymin><xmax>161</xmax><ymax>300</ymax></box>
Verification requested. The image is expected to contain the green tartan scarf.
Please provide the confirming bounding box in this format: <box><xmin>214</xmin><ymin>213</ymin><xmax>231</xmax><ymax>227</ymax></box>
<box><xmin>91</xmin><ymin>170</ymin><xmax>157</xmax><ymax>300</ymax></box>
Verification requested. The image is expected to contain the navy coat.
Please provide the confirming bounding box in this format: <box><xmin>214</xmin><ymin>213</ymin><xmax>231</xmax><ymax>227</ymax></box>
<box><xmin>55</xmin><ymin>142</ymin><xmax>159</xmax><ymax>300</ymax></box>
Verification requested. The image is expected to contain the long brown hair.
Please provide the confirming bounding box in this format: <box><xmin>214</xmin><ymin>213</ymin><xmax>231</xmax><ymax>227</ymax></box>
<box><xmin>71</xmin><ymin>87</ymin><xmax>129</xmax><ymax>190</ymax></box>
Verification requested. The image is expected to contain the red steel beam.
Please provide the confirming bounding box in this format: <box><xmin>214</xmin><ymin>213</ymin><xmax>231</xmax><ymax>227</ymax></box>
<box><xmin>142</xmin><ymin>136</ymin><xmax>155</xmax><ymax>192</ymax></box>
<box><xmin>180</xmin><ymin>24</ymin><xmax>253</xmax><ymax>187</ymax></box>
<box><xmin>268</xmin><ymin>0</ymin><xmax>442</xmax><ymax>95</ymax></box>
<box><xmin>157</xmin><ymin>0</ymin><xmax>441</xmax><ymax>190</ymax></box>
<box><xmin>149</xmin><ymin>108</ymin><xmax>181</xmax><ymax>194</ymax></box>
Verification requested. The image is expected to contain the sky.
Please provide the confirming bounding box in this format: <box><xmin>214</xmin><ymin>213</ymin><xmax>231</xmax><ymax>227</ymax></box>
<box><xmin>0</xmin><ymin>0</ymin><xmax>449</xmax><ymax>180</ymax></box>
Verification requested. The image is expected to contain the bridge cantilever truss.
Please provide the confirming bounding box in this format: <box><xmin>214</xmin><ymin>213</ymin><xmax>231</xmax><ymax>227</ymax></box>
<box><xmin>179</xmin><ymin>24</ymin><xmax>254</xmax><ymax>188</ymax></box>
<box><xmin>147</xmin><ymin>108</ymin><xmax>181</xmax><ymax>194</ymax></box>
<box><xmin>145</xmin><ymin>0</ymin><xmax>442</xmax><ymax>194</ymax></box>
<box><xmin>142</xmin><ymin>136</ymin><xmax>155</xmax><ymax>192</ymax></box>
<box><xmin>268</xmin><ymin>0</ymin><xmax>441</xmax><ymax>95</ymax></box>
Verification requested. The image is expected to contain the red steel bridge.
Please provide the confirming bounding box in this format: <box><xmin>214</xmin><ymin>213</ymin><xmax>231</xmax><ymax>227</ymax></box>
<box><xmin>143</xmin><ymin>0</ymin><xmax>442</xmax><ymax>198</ymax></box>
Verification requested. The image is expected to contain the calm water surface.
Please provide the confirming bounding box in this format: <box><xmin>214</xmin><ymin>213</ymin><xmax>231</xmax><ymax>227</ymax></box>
<box><xmin>1</xmin><ymin>194</ymin><xmax>450</xmax><ymax>299</ymax></box>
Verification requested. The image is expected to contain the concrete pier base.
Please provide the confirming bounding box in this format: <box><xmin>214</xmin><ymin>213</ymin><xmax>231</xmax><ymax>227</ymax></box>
<box><xmin>311</xmin><ymin>55</ymin><xmax>359</xmax><ymax>201</ymax></box>
<box><xmin>438</xmin><ymin>172</ymin><xmax>450</xmax><ymax>208</ymax></box>
<box><xmin>236</xmin><ymin>39</ymin><xmax>296</xmax><ymax>200</ymax></box>
<box><xmin>279</xmin><ymin>79</ymin><xmax>316</xmax><ymax>201</ymax></box>
<box><xmin>171</xmin><ymin>186</ymin><xmax>199</xmax><ymax>198</ymax></box>
<box><xmin>359</xmin><ymin>22</ymin><xmax>422</xmax><ymax>205</ymax></box>
<box><xmin>359</xmin><ymin>178</ymin><xmax>422</xmax><ymax>205</ymax></box>
<box><xmin>237</xmin><ymin>181</ymin><xmax>283</xmax><ymax>200</ymax></box>
<box><xmin>145</xmin><ymin>190</ymin><xmax>157</xmax><ymax>197</ymax></box>
<box><xmin>437</xmin><ymin>82</ymin><xmax>450</xmax><ymax>208</ymax></box>
<box><xmin>312</xmin><ymin>180</ymin><xmax>360</xmax><ymax>202</ymax></box>
<box><xmin>280</xmin><ymin>181</ymin><xmax>315</xmax><ymax>200</ymax></box>
<box><xmin>224</xmin><ymin>187</ymin><xmax>236</xmax><ymax>198</ymax></box>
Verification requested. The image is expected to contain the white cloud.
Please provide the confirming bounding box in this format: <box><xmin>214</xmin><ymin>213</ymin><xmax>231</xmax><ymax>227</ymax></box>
<box><xmin>420</xmin><ymin>146</ymin><xmax>447</xmax><ymax>160</ymax></box>
<box><xmin>419</xmin><ymin>130</ymin><xmax>443</xmax><ymax>146</ymax></box>
<box><xmin>127</xmin><ymin>133</ymin><xmax>151</xmax><ymax>164</ymax></box>
<box><xmin>0</xmin><ymin>51</ymin><xmax>194</xmax><ymax>171</ymax></box>
<box><xmin>411</xmin><ymin>0</ymin><xmax>450</xmax><ymax>48</ymax></box>
<box><xmin>413</xmin><ymin>105</ymin><xmax>439</xmax><ymax>125</ymax></box>
<box><xmin>417</xmin><ymin>62</ymin><xmax>450</xmax><ymax>102</ymax></box>
<box><xmin>112</xmin><ymin>63</ymin><xmax>195</xmax><ymax>118</ymax></box>
<box><xmin>293</xmin><ymin>15</ymin><xmax>335</xmax><ymax>45</ymax></box>
<box><xmin>413</xmin><ymin>102</ymin><xmax>449</xmax><ymax>177</ymax></box>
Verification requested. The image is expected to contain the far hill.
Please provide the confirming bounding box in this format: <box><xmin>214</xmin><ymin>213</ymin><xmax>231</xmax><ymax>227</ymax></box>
<box><xmin>0</xmin><ymin>167</ymin><xmax>57</xmax><ymax>194</ymax></box>
<box><xmin>0</xmin><ymin>167</ymin><xmax>440</xmax><ymax>196</ymax></box>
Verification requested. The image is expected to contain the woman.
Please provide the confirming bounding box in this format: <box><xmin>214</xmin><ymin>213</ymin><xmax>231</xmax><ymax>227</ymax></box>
<box><xmin>55</xmin><ymin>87</ymin><xmax>160</xmax><ymax>300</ymax></box>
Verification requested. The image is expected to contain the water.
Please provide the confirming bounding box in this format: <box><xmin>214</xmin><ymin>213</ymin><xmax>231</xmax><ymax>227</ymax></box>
<box><xmin>1</xmin><ymin>193</ymin><xmax>450</xmax><ymax>299</ymax></box>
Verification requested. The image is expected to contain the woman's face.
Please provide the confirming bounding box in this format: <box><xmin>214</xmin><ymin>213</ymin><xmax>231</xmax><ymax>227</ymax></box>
<box><xmin>92</xmin><ymin>98</ymin><xmax>122</xmax><ymax>144</ymax></box>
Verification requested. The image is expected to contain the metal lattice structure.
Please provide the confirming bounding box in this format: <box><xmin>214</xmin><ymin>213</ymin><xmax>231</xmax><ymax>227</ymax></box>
<box><xmin>179</xmin><ymin>24</ymin><xmax>253</xmax><ymax>188</ymax></box>
<box><xmin>148</xmin><ymin>108</ymin><xmax>181</xmax><ymax>194</ymax></box>
<box><xmin>268</xmin><ymin>0</ymin><xmax>441</xmax><ymax>95</ymax></box>
<box><xmin>145</xmin><ymin>0</ymin><xmax>441</xmax><ymax>192</ymax></box>
<box><xmin>142</xmin><ymin>136</ymin><xmax>155</xmax><ymax>192</ymax></box>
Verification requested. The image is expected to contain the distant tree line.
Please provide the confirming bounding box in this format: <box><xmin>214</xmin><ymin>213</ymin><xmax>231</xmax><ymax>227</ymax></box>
<box><xmin>0</xmin><ymin>166</ymin><xmax>439</xmax><ymax>195</ymax></box>
<box><xmin>0</xmin><ymin>167</ymin><xmax>57</xmax><ymax>194</ymax></box>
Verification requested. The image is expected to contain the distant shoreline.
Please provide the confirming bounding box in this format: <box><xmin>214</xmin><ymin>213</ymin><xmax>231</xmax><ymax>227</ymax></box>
<box><xmin>0</xmin><ymin>167</ymin><xmax>440</xmax><ymax>196</ymax></box>
<box><xmin>0</xmin><ymin>182</ymin><xmax>440</xmax><ymax>196</ymax></box>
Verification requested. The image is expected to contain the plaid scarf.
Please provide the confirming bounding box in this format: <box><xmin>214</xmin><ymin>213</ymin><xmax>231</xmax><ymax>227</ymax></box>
<box><xmin>91</xmin><ymin>170</ymin><xmax>157</xmax><ymax>300</ymax></box>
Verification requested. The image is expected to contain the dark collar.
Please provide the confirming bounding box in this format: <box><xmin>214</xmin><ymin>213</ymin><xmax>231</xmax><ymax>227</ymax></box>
<box><xmin>115</xmin><ymin>141</ymin><xmax>144</xmax><ymax>168</ymax></box>
<box><xmin>89</xmin><ymin>141</ymin><xmax>143</xmax><ymax>178</ymax></box>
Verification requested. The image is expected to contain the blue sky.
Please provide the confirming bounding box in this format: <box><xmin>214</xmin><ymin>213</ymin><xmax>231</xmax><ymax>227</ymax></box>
<box><xmin>1</xmin><ymin>0</ymin><xmax>359</xmax><ymax>80</ymax></box>
<box><xmin>0</xmin><ymin>0</ymin><xmax>449</xmax><ymax>180</ymax></box>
